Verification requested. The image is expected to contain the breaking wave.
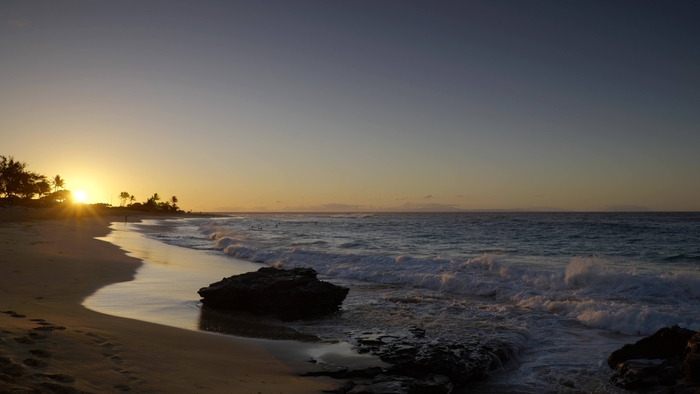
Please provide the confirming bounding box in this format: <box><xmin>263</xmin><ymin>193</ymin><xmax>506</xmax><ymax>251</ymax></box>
<box><xmin>203</xmin><ymin>226</ymin><xmax>700</xmax><ymax>336</ymax></box>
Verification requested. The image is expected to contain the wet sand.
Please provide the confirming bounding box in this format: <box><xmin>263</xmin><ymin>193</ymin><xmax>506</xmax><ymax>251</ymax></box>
<box><xmin>0</xmin><ymin>207</ymin><xmax>334</xmax><ymax>393</ymax></box>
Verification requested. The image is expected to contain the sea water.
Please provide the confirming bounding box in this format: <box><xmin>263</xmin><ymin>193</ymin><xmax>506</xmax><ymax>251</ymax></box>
<box><xmin>89</xmin><ymin>212</ymin><xmax>700</xmax><ymax>392</ymax></box>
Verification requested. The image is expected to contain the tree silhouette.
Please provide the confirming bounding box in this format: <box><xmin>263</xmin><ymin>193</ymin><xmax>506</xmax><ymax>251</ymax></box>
<box><xmin>36</xmin><ymin>180</ymin><xmax>51</xmax><ymax>197</ymax></box>
<box><xmin>0</xmin><ymin>156</ymin><xmax>44</xmax><ymax>199</ymax></box>
<box><xmin>47</xmin><ymin>190</ymin><xmax>73</xmax><ymax>203</ymax></box>
<box><xmin>119</xmin><ymin>191</ymin><xmax>130</xmax><ymax>207</ymax></box>
<box><xmin>52</xmin><ymin>175</ymin><xmax>65</xmax><ymax>192</ymax></box>
<box><xmin>146</xmin><ymin>193</ymin><xmax>161</xmax><ymax>207</ymax></box>
<box><xmin>129</xmin><ymin>194</ymin><xmax>136</xmax><ymax>205</ymax></box>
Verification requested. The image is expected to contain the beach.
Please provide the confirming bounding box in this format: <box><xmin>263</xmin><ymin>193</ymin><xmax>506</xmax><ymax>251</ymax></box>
<box><xmin>3</xmin><ymin>209</ymin><xmax>699</xmax><ymax>393</ymax></box>
<box><xmin>0</xmin><ymin>208</ymin><xmax>334</xmax><ymax>393</ymax></box>
<box><xmin>115</xmin><ymin>212</ymin><xmax>699</xmax><ymax>393</ymax></box>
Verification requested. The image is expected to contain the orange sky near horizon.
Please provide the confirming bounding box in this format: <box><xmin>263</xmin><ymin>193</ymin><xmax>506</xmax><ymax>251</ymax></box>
<box><xmin>2</xmin><ymin>2</ymin><xmax>699</xmax><ymax>212</ymax></box>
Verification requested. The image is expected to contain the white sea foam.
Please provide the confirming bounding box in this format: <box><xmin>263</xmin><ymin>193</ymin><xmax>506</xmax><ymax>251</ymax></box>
<box><xmin>201</xmin><ymin>225</ymin><xmax>700</xmax><ymax>336</ymax></box>
<box><xmin>134</xmin><ymin>214</ymin><xmax>700</xmax><ymax>393</ymax></box>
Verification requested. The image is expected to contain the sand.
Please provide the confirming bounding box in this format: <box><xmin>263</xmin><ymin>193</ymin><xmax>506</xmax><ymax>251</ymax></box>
<box><xmin>0</xmin><ymin>206</ymin><xmax>333</xmax><ymax>393</ymax></box>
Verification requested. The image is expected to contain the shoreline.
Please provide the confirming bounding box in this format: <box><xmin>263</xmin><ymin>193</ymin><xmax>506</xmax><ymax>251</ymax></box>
<box><xmin>0</xmin><ymin>209</ymin><xmax>335</xmax><ymax>393</ymax></box>
<box><xmin>84</xmin><ymin>218</ymin><xmax>322</xmax><ymax>341</ymax></box>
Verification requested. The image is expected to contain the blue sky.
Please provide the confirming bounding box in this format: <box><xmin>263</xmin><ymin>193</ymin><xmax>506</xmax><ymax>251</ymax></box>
<box><xmin>1</xmin><ymin>1</ymin><xmax>698</xmax><ymax>211</ymax></box>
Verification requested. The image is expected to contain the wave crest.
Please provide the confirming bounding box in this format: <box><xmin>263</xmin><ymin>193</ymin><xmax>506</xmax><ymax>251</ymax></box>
<box><xmin>202</xmin><ymin>227</ymin><xmax>700</xmax><ymax>335</ymax></box>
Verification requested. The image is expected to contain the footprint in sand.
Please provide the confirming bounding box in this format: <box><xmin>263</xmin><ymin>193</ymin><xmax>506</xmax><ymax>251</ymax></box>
<box><xmin>23</xmin><ymin>358</ymin><xmax>48</xmax><ymax>368</ymax></box>
<box><xmin>33</xmin><ymin>325</ymin><xmax>66</xmax><ymax>331</ymax></box>
<box><xmin>0</xmin><ymin>357</ymin><xmax>27</xmax><ymax>378</ymax></box>
<box><xmin>85</xmin><ymin>332</ymin><xmax>140</xmax><ymax>388</ymax></box>
<box><xmin>39</xmin><ymin>381</ymin><xmax>82</xmax><ymax>394</ymax></box>
<box><xmin>28</xmin><ymin>332</ymin><xmax>47</xmax><ymax>340</ymax></box>
<box><xmin>13</xmin><ymin>336</ymin><xmax>35</xmax><ymax>345</ymax></box>
<box><xmin>29</xmin><ymin>349</ymin><xmax>51</xmax><ymax>358</ymax></box>
<box><xmin>0</xmin><ymin>310</ymin><xmax>26</xmax><ymax>318</ymax></box>
<box><xmin>43</xmin><ymin>373</ymin><xmax>75</xmax><ymax>383</ymax></box>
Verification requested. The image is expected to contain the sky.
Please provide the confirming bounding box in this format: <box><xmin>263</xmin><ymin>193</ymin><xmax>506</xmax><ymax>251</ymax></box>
<box><xmin>1</xmin><ymin>1</ymin><xmax>698</xmax><ymax>212</ymax></box>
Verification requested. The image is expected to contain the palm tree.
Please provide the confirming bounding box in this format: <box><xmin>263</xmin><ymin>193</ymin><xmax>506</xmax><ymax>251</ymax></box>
<box><xmin>129</xmin><ymin>195</ymin><xmax>136</xmax><ymax>205</ymax></box>
<box><xmin>52</xmin><ymin>175</ymin><xmax>65</xmax><ymax>192</ymax></box>
<box><xmin>119</xmin><ymin>191</ymin><xmax>130</xmax><ymax>207</ymax></box>
<box><xmin>146</xmin><ymin>193</ymin><xmax>160</xmax><ymax>207</ymax></box>
<box><xmin>170</xmin><ymin>196</ymin><xmax>178</xmax><ymax>205</ymax></box>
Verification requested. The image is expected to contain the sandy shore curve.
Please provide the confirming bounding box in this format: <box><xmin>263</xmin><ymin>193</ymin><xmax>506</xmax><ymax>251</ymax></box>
<box><xmin>0</xmin><ymin>208</ymin><xmax>332</xmax><ymax>393</ymax></box>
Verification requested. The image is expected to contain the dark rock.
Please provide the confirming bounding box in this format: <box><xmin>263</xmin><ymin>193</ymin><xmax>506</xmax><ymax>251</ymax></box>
<box><xmin>608</xmin><ymin>326</ymin><xmax>700</xmax><ymax>391</ymax></box>
<box><xmin>610</xmin><ymin>359</ymin><xmax>666</xmax><ymax>389</ymax></box>
<box><xmin>342</xmin><ymin>333</ymin><xmax>512</xmax><ymax>390</ymax></box>
<box><xmin>380</xmin><ymin>341</ymin><xmax>506</xmax><ymax>387</ymax></box>
<box><xmin>198</xmin><ymin>267</ymin><xmax>349</xmax><ymax>321</ymax></box>
<box><xmin>607</xmin><ymin>325</ymin><xmax>695</xmax><ymax>369</ymax></box>
<box><xmin>348</xmin><ymin>380</ymin><xmax>411</xmax><ymax>394</ymax></box>
<box><xmin>302</xmin><ymin>366</ymin><xmax>384</xmax><ymax>380</ymax></box>
<box><xmin>686</xmin><ymin>332</ymin><xmax>700</xmax><ymax>384</ymax></box>
<box><xmin>408</xmin><ymin>326</ymin><xmax>425</xmax><ymax>339</ymax></box>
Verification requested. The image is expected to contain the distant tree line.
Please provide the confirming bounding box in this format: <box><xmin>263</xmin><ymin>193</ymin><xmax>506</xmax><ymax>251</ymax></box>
<box><xmin>0</xmin><ymin>155</ymin><xmax>73</xmax><ymax>207</ymax></box>
<box><xmin>0</xmin><ymin>155</ymin><xmax>183</xmax><ymax>213</ymax></box>
<box><xmin>117</xmin><ymin>191</ymin><xmax>181</xmax><ymax>212</ymax></box>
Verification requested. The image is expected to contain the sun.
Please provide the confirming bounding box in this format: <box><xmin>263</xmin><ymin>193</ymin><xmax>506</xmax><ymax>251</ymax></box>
<box><xmin>73</xmin><ymin>190</ymin><xmax>87</xmax><ymax>203</ymax></box>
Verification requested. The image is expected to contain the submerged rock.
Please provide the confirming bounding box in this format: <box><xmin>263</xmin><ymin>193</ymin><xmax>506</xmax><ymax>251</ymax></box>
<box><xmin>308</xmin><ymin>329</ymin><xmax>513</xmax><ymax>394</ymax></box>
<box><xmin>608</xmin><ymin>325</ymin><xmax>700</xmax><ymax>391</ymax></box>
<box><xmin>379</xmin><ymin>339</ymin><xmax>505</xmax><ymax>387</ymax></box>
<box><xmin>197</xmin><ymin>267</ymin><xmax>349</xmax><ymax>321</ymax></box>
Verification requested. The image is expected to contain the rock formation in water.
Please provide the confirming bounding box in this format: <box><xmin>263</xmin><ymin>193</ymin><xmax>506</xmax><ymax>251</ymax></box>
<box><xmin>608</xmin><ymin>325</ymin><xmax>700</xmax><ymax>392</ymax></box>
<box><xmin>197</xmin><ymin>267</ymin><xmax>349</xmax><ymax>321</ymax></box>
<box><xmin>308</xmin><ymin>329</ymin><xmax>514</xmax><ymax>394</ymax></box>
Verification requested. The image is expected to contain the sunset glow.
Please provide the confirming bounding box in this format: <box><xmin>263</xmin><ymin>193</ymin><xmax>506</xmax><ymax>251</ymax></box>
<box><xmin>73</xmin><ymin>190</ymin><xmax>87</xmax><ymax>203</ymax></box>
<box><xmin>1</xmin><ymin>2</ymin><xmax>698</xmax><ymax>212</ymax></box>
<box><xmin>1</xmin><ymin>3</ymin><xmax>699</xmax><ymax>393</ymax></box>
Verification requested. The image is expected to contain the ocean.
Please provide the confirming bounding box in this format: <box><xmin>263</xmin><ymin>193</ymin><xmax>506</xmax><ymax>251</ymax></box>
<box><xmin>86</xmin><ymin>212</ymin><xmax>700</xmax><ymax>393</ymax></box>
